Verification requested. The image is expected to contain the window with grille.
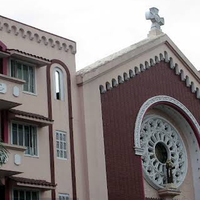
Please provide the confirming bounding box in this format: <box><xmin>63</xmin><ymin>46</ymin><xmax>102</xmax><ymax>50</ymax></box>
<box><xmin>10</xmin><ymin>59</ymin><xmax>35</xmax><ymax>93</ymax></box>
<box><xmin>13</xmin><ymin>190</ymin><xmax>39</xmax><ymax>200</ymax></box>
<box><xmin>11</xmin><ymin>122</ymin><xmax>38</xmax><ymax>156</ymax></box>
<box><xmin>56</xmin><ymin>131</ymin><xmax>67</xmax><ymax>159</ymax></box>
<box><xmin>59</xmin><ymin>193</ymin><xmax>69</xmax><ymax>200</ymax></box>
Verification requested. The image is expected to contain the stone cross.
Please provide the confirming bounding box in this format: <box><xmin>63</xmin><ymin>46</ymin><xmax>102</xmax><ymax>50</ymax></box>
<box><xmin>146</xmin><ymin>7</ymin><xmax>164</xmax><ymax>31</ymax></box>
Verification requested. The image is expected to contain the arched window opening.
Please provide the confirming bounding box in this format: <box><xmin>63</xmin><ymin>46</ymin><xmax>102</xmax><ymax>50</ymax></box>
<box><xmin>54</xmin><ymin>68</ymin><xmax>64</xmax><ymax>100</ymax></box>
<box><xmin>55</xmin><ymin>70</ymin><xmax>61</xmax><ymax>99</ymax></box>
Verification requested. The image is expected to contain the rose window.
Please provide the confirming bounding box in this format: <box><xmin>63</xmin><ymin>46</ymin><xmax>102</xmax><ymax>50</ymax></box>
<box><xmin>140</xmin><ymin>116</ymin><xmax>187</xmax><ymax>189</ymax></box>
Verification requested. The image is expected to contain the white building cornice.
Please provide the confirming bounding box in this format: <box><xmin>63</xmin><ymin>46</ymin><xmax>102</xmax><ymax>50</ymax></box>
<box><xmin>0</xmin><ymin>15</ymin><xmax>76</xmax><ymax>54</ymax></box>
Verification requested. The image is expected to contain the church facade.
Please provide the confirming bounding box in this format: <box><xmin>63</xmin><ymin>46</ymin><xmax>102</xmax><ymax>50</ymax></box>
<box><xmin>0</xmin><ymin>7</ymin><xmax>199</xmax><ymax>200</ymax></box>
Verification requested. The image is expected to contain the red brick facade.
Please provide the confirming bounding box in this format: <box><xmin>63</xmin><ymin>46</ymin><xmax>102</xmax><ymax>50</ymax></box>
<box><xmin>101</xmin><ymin>61</ymin><xmax>200</xmax><ymax>200</ymax></box>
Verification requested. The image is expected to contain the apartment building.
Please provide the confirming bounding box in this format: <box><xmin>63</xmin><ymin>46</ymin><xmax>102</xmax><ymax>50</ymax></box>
<box><xmin>0</xmin><ymin>15</ymin><xmax>77</xmax><ymax>200</ymax></box>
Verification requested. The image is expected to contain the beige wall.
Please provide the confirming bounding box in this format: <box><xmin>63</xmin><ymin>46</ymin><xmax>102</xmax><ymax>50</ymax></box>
<box><xmin>0</xmin><ymin>16</ymin><xmax>76</xmax><ymax>199</ymax></box>
<box><xmin>50</xmin><ymin>63</ymin><xmax>73</xmax><ymax>197</ymax></box>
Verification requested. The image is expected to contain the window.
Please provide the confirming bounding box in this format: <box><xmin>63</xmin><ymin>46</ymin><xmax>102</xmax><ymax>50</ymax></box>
<box><xmin>11</xmin><ymin>123</ymin><xmax>38</xmax><ymax>156</ymax></box>
<box><xmin>13</xmin><ymin>190</ymin><xmax>39</xmax><ymax>200</ymax></box>
<box><xmin>10</xmin><ymin>59</ymin><xmax>35</xmax><ymax>93</ymax></box>
<box><xmin>59</xmin><ymin>193</ymin><xmax>69</xmax><ymax>200</ymax></box>
<box><xmin>54</xmin><ymin>68</ymin><xmax>64</xmax><ymax>100</ymax></box>
<box><xmin>56</xmin><ymin>131</ymin><xmax>67</xmax><ymax>159</ymax></box>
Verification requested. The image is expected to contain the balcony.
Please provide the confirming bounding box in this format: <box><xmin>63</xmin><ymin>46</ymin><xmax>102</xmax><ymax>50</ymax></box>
<box><xmin>0</xmin><ymin>74</ymin><xmax>25</xmax><ymax>110</ymax></box>
<box><xmin>0</xmin><ymin>143</ymin><xmax>26</xmax><ymax>177</ymax></box>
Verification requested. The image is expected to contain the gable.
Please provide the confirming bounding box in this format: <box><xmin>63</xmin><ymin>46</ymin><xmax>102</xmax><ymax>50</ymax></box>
<box><xmin>77</xmin><ymin>33</ymin><xmax>200</xmax><ymax>200</ymax></box>
<box><xmin>100</xmin><ymin>61</ymin><xmax>200</xmax><ymax>200</ymax></box>
<box><xmin>77</xmin><ymin>34</ymin><xmax>200</xmax><ymax>88</ymax></box>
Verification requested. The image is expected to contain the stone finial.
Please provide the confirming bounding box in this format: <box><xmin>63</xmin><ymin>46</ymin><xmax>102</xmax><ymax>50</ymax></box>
<box><xmin>146</xmin><ymin>7</ymin><xmax>164</xmax><ymax>37</ymax></box>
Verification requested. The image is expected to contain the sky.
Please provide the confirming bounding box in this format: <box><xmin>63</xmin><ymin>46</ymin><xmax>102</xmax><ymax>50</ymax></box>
<box><xmin>1</xmin><ymin>0</ymin><xmax>200</xmax><ymax>71</ymax></box>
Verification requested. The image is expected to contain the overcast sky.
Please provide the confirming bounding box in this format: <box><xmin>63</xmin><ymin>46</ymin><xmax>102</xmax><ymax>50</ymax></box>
<box><xmin>1</xmin><ymin>0</ymin><xmax>200</xmax><ymax>71</ymax></box>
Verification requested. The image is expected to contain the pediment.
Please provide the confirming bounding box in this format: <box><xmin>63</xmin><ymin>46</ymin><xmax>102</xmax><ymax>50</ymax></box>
<box><xmin>76</xmin><ymin>34</ymin><xmax>200</xmax><ymax>94</ymax></box>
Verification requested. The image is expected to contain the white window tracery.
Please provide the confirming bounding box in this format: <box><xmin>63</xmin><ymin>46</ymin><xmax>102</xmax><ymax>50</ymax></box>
<box><xmin>141</xmin><ymin>115</ymin><xmax>187</xmax><ymax>189</ymax></box>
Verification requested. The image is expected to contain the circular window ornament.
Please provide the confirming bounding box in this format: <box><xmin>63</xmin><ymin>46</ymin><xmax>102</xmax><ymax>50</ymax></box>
<box><xmin>140</xmin><ymin>115</ymin><xmax>188</xmax><ymax>189</ymax></box>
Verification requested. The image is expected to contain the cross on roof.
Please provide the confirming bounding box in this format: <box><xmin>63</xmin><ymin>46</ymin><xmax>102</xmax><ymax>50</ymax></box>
<box><xmin>146</xmin><ymin>7</ymin><xmax>164</xmax><ymax>31</ymax></box>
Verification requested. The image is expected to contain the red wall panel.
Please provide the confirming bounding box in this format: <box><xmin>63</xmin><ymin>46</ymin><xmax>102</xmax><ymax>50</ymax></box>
<box><xmin>101</xmin><ymin>61</ymin><xmax>200</xmax><ymax>200</ymax></box>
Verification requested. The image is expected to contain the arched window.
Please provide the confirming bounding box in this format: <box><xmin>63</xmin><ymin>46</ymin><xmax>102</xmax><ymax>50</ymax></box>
<box><xmin>54</xmin><ymin>68</ymin><xmax>64</xmax><ymax>100</ymax></box>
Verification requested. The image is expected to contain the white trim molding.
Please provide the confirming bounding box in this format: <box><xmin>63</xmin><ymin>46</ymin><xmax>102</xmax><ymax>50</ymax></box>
<box><xmin>141</xmin><ymin>115</ymin><xmax>188</xmax><ymax>189</ymax></box>
<box><xmin>0</xmin><ymin>16</ymin><xmax>76</xmax><ymax>54</ymax></box>
<box><xmin>134</xmin><ymin>95</ymin><xmax>200</xmax><ymax>155</ymax></box>
<box><xmin>98</xmin><ymin>51</ymin><xmax>200</xmax><ymax>105</ymax></box>
<box><xmin>134</xmin><ymin>95</ymin><xmax>200</xmax><ymax>199</ymax></box>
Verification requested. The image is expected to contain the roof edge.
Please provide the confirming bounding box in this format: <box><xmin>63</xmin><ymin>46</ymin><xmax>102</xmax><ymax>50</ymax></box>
<box><xmin>0</xmin><ymin>15</ymin><xmax>76</xmax><ymax>44</ymax></box>
<box><xmin>0</xmin><ymin>15</ymin><xmax>76</xmax><ymax>55</ymax></box>
<box><xmin>76</xmin><ymin>34</ymin><xmax>166</xmax><ymax>84</ymax></box>
<box><xmin>76</xmin><ymin>34</ymin><xmax>200</xmax><ymax>85</ymax></box>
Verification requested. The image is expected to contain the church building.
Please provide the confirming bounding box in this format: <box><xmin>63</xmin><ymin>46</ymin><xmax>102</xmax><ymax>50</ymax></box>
<box><xmin>0</xmin><ymin>7</ymin><xmax>199</xmax><ymax>200</ymax></box>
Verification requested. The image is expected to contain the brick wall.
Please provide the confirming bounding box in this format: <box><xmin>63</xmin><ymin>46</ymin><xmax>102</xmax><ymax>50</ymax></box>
<box><xmin>101</xmin><ymin>61</ymin><xmax>200</xmax><ymax>200</ymax></box>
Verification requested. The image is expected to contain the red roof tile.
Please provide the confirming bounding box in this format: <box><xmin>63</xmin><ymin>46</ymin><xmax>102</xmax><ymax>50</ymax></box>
<box><xmin>9</xmin><ymin>109</ymin><xmax>53</xmax><ymax>122</ymax></box>
<box><xmin>0</xmin><ymin>48</ymin><xmax>10</xmax><ymax>54</ymax></box>
<box><xmin>7</xmin><ymin>49</ymin><xmax>51</xmax><ymax>62</ymax></box>
<box><xmin>10</xmin><ymin>176</ymin><xmax>56</xmax><ymax>187</ymax></box>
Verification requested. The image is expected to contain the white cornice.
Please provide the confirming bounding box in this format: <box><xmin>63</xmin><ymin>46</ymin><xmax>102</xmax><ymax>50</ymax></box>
<box><xmin>134</xmin><ymin>96</ymin><xmax>200</xmax><ymax>155</ymax></box>
<box><xmin>0</xmin><ymin>15</ymin><xmax>76</xmax><ymax>54</ymax></box>
<box><xmin>76</xmin><ymin>34</ymin><xmax>200</xmax><ymax>85</ymax></box>
<box><xmin>97</xmin><ymin>49</ymin><xmax>200</xmax><ymax>101</ymax></box>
